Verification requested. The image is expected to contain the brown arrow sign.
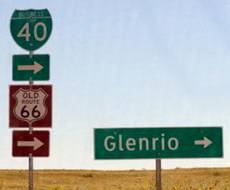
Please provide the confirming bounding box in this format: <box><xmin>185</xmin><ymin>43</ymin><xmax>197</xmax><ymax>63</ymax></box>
<box><xmin>13</xmin><ymin>131</ymin><xmax>49</xmax><ymax>157</ymax></box>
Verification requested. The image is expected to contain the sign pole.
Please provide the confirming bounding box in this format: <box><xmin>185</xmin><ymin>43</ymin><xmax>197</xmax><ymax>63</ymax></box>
<box><xmin>28</xmin><ymin>103</ymin><xmax>34</xmax><ymax>190</ymax></box>
<box><xmin>28</xmin><ymin>108</ymin><xmax>34</xmax><ymax>190</ymax></box>
<box><xmin>155</xmin><ymin>159</ymin><xmax>162</xmax><ymax>190</ymax></box>
<box><xmin>29</xmin><ymin>153</ymin><xmax>33</xmax><ymax>190</ymax></box>
<box><xmin>29</xmin><ymin>63</ymin><xmax>34</xmax><ymax>190</ymax></box>
<box><xmin>28</xmin><ymin>123</ymin><xmax>34</xmax><ymax>190</ymax></box>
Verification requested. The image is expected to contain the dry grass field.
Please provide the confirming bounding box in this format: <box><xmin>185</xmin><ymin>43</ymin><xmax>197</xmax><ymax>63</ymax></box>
<box><xmin>0</xmin><ymin>168</ymin><xmax>229</xmax><ymax>190</ymax></box>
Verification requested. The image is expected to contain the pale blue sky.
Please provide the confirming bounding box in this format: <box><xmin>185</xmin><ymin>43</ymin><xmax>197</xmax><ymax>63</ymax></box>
<box><xmin>0</xmin><ymin>0</ymin><xmax>230</xmax><ymax>169</ymax></box>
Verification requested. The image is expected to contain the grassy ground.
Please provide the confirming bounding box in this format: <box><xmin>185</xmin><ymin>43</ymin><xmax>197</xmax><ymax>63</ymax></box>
<box><xmin>0</xmin><ymin>168</ymin><xmax>229</xmax><ymax>190</ymax></box>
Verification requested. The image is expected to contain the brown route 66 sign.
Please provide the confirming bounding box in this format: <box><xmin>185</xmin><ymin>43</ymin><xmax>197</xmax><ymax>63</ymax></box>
<box><xmin>9</xmin><ymin>85</ymin><xmax>52</xmax><ymax>128</ymax></box>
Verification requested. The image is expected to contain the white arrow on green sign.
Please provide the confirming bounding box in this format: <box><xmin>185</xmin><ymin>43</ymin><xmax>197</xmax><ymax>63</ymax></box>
<box><xmin>17</xmin><ymin>62</ymin><xmax>43</xmax><ymax>74</ymax></box>
<box><xmin>94</xmin><ymin>127</ymin><xmax>223</xmax><ymax>159</ymax></box>
<box><xmin>13</xmin><ymin>54</ymin><xmax>49</xmax><ymax>81</ymax></box>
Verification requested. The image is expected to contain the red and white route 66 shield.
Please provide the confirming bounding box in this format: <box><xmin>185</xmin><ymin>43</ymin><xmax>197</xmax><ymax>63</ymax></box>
<box><xmin>9</xmin><ymin>85</ymin><xmax>52</xmax><ymax>128</ymax></box>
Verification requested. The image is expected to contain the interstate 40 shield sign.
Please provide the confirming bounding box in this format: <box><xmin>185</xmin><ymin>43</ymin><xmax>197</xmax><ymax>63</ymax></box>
<box><xmin>10</xmin><ymin>9</ymin><xmax>52</xmax><ymax>51</ymax></box>
<box><xmin>9</xmin><ymin>85</ymin><xmax>52</xmax><ymax>128</ymax></box>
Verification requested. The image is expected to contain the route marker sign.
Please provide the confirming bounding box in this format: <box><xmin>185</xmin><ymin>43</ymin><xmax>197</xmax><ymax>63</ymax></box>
<box><xmin>13</xmin><ymin>54</ymin><xmax>50</xmax><ymax>81</ymax></box>
<box><xmin>94</xmin><ymin>127</ymin><xmax>223</xmax><ymax>159</ymax></box>
<box><xmin>10</xmin><ymin>9</ymin><xmax>52</xmax><ymax>51</ymax></box>
<box><xmin>9</xmin><ymin>85</ymin><xmax>52</xmax><ymax>128</ymax></box>
<box><xmin>13</xmin><ymin>130</ymin><xmax>49</xmax><ymax>157</ymax></box>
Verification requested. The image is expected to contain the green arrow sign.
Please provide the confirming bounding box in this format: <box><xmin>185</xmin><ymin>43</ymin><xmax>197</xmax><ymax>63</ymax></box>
<box><xmin>94</xmin><ymin>127</ymin><xmax>223</xmax><ymax>159</ymax></box>
<box><xmin>13</xmin><ymin>54</ymin><xmax>49</xmax><ymax>81</ymax></box>
<box><xmin>10</xmin><ymin>9</ymin><xmax>52</xmax><ymax>51</ymax></box>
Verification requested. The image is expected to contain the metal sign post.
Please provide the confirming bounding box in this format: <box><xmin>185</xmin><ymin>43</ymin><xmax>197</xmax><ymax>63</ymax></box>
<box><xmin>29</xmin><ymin>153</ymin><xmax>33</xmax><ymax>190</ymax></box>
<box><xmin>29</xmin><ymin>77</ymin><xmax>33</xmax><ymax>190</ymax></box>
<box><xmin>155</xmin><ymin>159</ymin><xmax>161</xmax><ymax>190</ymax></box>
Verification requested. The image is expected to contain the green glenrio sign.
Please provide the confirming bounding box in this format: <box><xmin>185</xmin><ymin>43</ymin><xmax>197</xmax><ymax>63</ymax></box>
<box><xmin>13</xmin><ymin>54</ymin><xmax>49</xmax><ymax>81</ymax></box>
<box><xmin>10</xmin><ymin>9</ymin><xmax>52</xmax><ymax>51</ymax></box>
<box><xmin>94</xmin><ymin>127</ymin><xmax>223</xmax><ymax>159</ymax></box>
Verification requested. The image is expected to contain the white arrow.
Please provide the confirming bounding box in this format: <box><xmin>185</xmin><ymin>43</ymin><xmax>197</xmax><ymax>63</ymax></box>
<box><xmin>17</xmin><ymin>137</ymin><xmax>44</xmax><ymax>151</ymax></box>
<box><xmin>194</xmin><ymin>137</ymin><xmax>212</xmax><ymax>148</ymax></box>
<box><xmin>17</xmin><ymin>61</ymin><xmax>44</xmax><ymax>74</ymax></box>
